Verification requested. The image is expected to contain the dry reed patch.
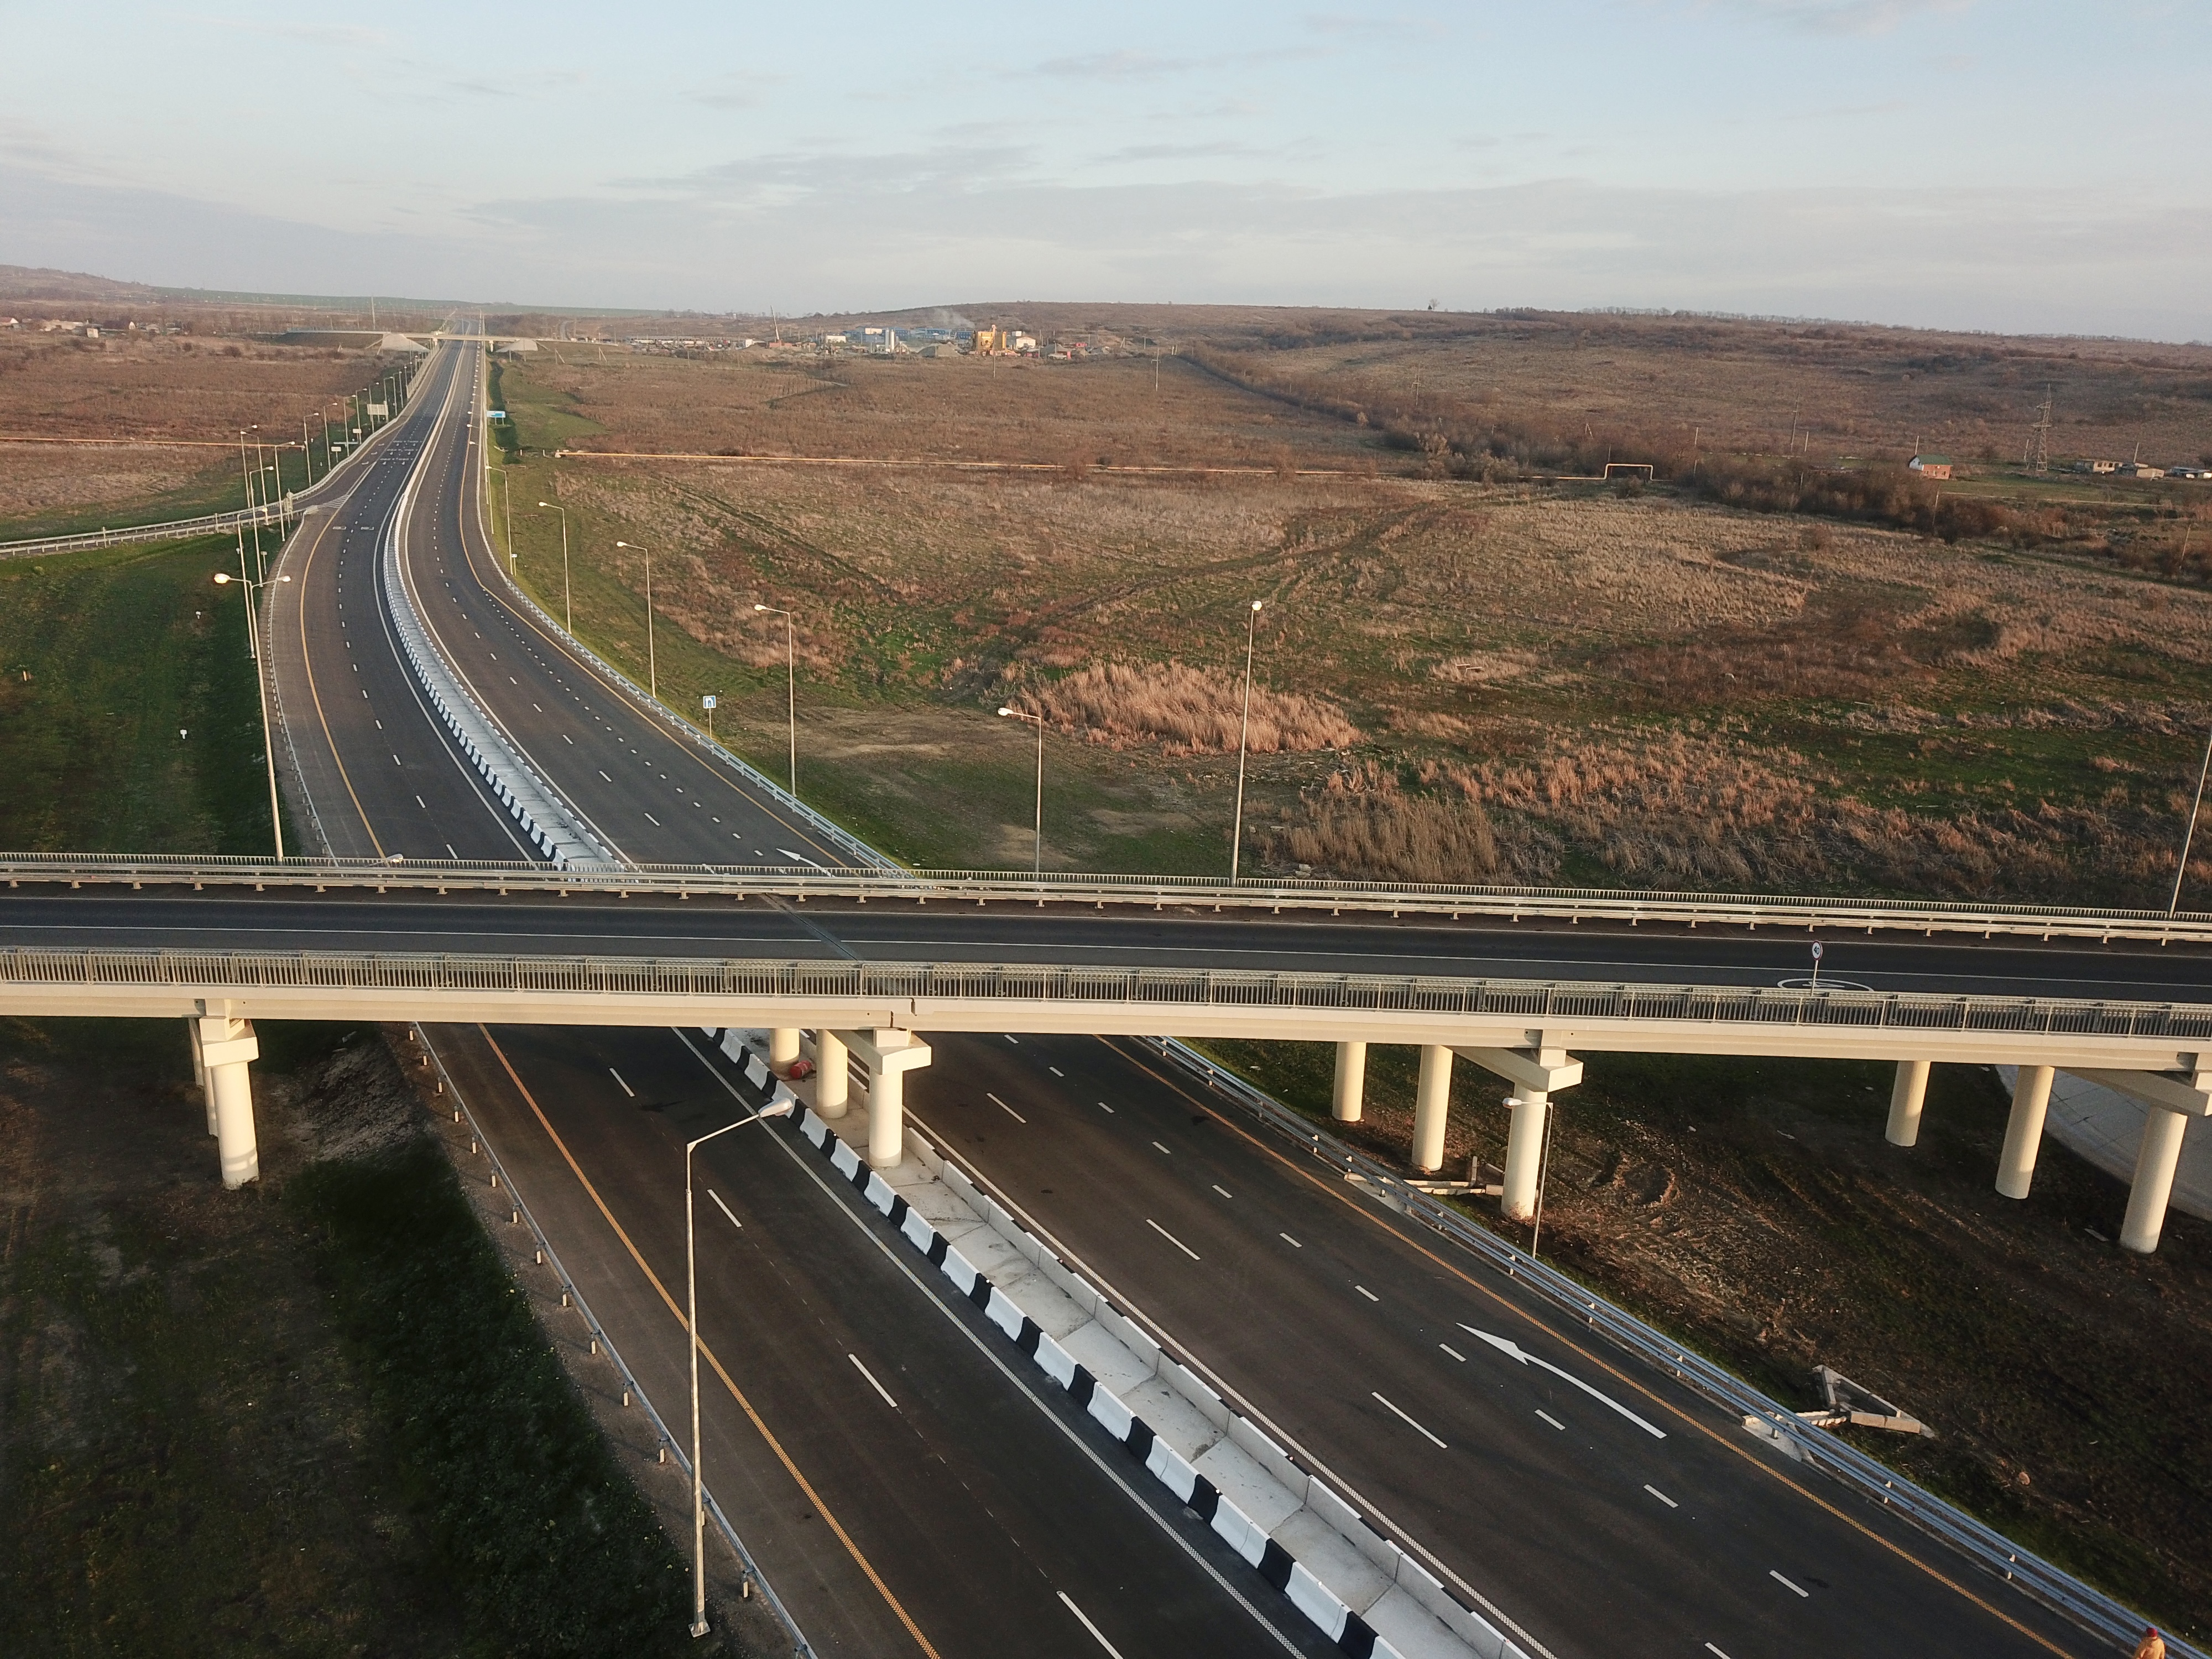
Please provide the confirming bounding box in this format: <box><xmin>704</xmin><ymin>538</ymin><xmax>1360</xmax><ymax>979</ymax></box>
<box><xmin>1014</xmin><ymin>661</ymin><xmax>1359</xmax><ymax>755</ymax></box>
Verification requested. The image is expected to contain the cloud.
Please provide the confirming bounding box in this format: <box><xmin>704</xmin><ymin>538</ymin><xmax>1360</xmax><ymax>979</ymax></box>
<box><xmin>1037</xmin><ymin>50</ymin><xmax>1191</xmax><ymax>81</ymax></box>
<box><xmin>1718</xmin><ymin>0</ymin><xmax>1973</xmax><ymax>35</ymax></box>
<box><xmin>1299</xmin><ymin>11</ymin><xmax>1448</xmax><ymax>41</ymax></box>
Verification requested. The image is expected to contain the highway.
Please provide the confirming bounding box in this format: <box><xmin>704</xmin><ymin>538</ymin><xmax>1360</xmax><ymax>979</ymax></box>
<box><xmin>80</xmin><ymin>333</ymin><xmax>2167</xmax><ymax>1656</ymax></box>
<box><xmin>252</xmin><ymin>339</ymin><xmax>1329</xmax><ymax>1658</ymax></box>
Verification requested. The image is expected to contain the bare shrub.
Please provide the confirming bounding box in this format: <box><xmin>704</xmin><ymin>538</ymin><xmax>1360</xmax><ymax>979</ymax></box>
<box><xmin>1021</xmin><ymin>661</ymin><xmax>1358</xmax><ymax>755</ymax></box>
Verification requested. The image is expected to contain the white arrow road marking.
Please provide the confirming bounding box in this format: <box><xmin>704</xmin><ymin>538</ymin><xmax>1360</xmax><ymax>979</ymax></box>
<box><xmin>1462</xmin><ymin>1325</ymin><xmax>1668</xmax><ymax>1438</ymax></box>
<box><xmin>777</xmin><ymin>848</ymin><xmax>828</xmax><ymax>870</ymax></box>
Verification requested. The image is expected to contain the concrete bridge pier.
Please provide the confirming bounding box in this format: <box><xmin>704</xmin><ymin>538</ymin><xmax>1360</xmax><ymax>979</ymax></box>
<box><xmin>188</xmin><ymin>1011</ymin><xmax>261</xmax><ymax>1188</ymax></box>
<box><xmin>769</xmin><ymin>1028</ymin><xmax>801</xmax><ymax>1075</ymax></box>
<box><xmin>1412</xmin><ymin>1046</ymin><xmax>1452</xmax><ymax>1172</ymax></box>
<box><xmin>1885</xmin><ymin>1060</ymin><xmax>1931</xmax><ymax>1147</ymax></box>
<box><xmin>1332</xmin><ymin>1041</ymin><xmax>1367</xmax><ymax>1124</ymax></box>
<box><xmin>813</xmin><ymin>1031</ymin><xmax>849</xmax><ymax>1120</ymax></box>
<box><xmin>2122</xmin><ymin>1109</ymin><xmax>2192</xmax><ymax>1254</ymax></box>
<box><xmin>828</xmin><ymin>1028</ymin><xmax>933</xmax><ymax>1170</ymax></box>
<box><xmin>1996</xmin><ymin>1065</ymin><xmax>2056</xmax><ymax>1199</ymax></box>
<box><xmin>1454</xmin><ymin>1044</ymin><xmax>1585</xmax><ymax>1221</ymax></box>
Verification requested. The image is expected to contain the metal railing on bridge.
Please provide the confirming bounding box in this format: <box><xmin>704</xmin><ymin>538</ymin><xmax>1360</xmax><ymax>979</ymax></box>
<box><xmin>6</xmin><ymin>851</ymin><xmax>2211</xmax><ymax>947</ymax></box>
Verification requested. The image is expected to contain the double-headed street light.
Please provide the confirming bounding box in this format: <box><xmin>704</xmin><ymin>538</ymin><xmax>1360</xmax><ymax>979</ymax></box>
<box><xmin>615</xmin><ymin>541</ymin><xmax>656</xmax><ymax>699</ymax></box>
<box><xmin>684</xmin><ymin>1093</ymin><xmax>796</xmax><ymax>1638</ymax></box>
<box><xmin>753</xmin><ymin>604</ymin><xmax>796</xmax><ymax>795</ymax></box>
<box><xmin>537</xmin><ymin>502</ymin><xmax>572</xmax><ymax>632</ymax></box>
<box><xmin>212</xmin><ymin>566</ymin><xmax>292</xmax><ymax>860</ymax></box>
<box><xmin>1229</xmin><ymin>598</ymin><xmax>1264</xmax><ymax>883</ymax></box>
<box><xmin>998</xmin><ymin>703</ymin><xmax>1046</xmax><ymax>878</ymax></box>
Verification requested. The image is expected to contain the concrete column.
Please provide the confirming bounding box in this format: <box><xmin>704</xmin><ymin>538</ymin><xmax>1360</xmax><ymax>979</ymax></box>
<box><xmin>1885</xmin><ymin>1060</ymin><xmax>1931</xmax><ymax>1147</ymax></box>
<box><xmin>868</xmin><ymin>1062</ymin><xmax>904</xmax><ymax>1170</ymax></box>
<box><xmin>1501</xmin><ymin>1091</ymin><xmax>1551</xmax><ymax>1222</ymax></box>
<box><xmin>769</xmin><ymin>1028</ymin><xmax>801</xmax><ymax>1076</ymax></box>
<box><xmin>186</xmin><ymin>1019</ymin><xmax>216</xmax><ymax>1134</ymax></box>
<box><xmin>2120</xmin><ymin>1108</ymin><xmax>2190</xmax><ymax>1255</ymax></box>
<box><xmin>814</xmin><ymin>1030</ymin><xmax>849</xmax><ymax>1120</ymax></box>
<box><xmin>1996</xmin><ymin>1065</ymin><xmax>2055</xmax><ymax>1199</ymax></box>
<box><xmin>195</xmin><ymin>1015</ymin><xmax>260</xmax><ymax>1189</ymax></box>
<box><xmin>1412</xmin><ymin>1045</ymin><xmax>1452</xmax><ymax>1173</ymax></box>
<box><xmin>1332</xmin><ymin>1041</ymin><xmax>1368</xmax><ymax>1123</ymax></box>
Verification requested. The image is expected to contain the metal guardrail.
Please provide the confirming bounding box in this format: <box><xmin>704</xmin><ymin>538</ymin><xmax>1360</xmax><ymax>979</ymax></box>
<box><xmin>410</xmin><ymin>1024</ymin><xmax>808</xmax><ymax>1655</ymax></box>
<box><xmin>1151</xmin><ymin>1035</ymin><xmax>2199</xmax><ymax>1659</ymax></box>
<box><xmin>5</xmin><ymin>947</ymin><xmax>2210</xmax><ymax>1036</ymax></box>
<box><xmin>5</xmin><ymin>852</ymin><xmax>2211</xmax><ymax>947</ymax></box>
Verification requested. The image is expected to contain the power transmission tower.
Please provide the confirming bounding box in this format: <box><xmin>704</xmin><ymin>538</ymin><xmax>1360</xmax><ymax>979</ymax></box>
<box><xmin>2028</xmin><ymin>384</ymin><xmax>2054</xmax><ymax>474</ymax></box>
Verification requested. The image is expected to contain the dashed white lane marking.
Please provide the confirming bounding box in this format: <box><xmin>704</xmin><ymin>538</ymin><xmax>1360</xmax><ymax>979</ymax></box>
<box><xmin>848</xmin><ymin>1353</ymin><xmax>898</xmax><ymax>1410</ymax></box>
<box><xmin>1645</xmin><ymin>1484</ymin><xmax>1678</xmax><ymax>1508</ymax></box>
<box><xmin>1003</xmin><ymin>1034</ymin><xmax>1020</xmax><ymax>1044</ymax></box>
<box><xmin>707</xmin><ymin>1188</ymin><xmax>742</xmax><ymax>1230</ymax></box>
<box><xmin>1096</xmin><ymin>1100</ymin><xmax>1115</xmax><ymax>1114</ymax></box>
<box><xmin>415</xmin><ymin>795</ymin><xmax>426</xmax><ymax>808</ymax></box>
<box><xmin>598</xmin><ymin>770</ymin><xmax>611</xmax><ymax>781</ymax></box>
<box><xmin>1212</xmin><ymin>1183</ymin><xmax>1233</xmax><ymax>1199</ymax></box>
<box><xmin>988</xmin><ymin>1092</ymin><xmax>1026</xmax><ymax>1124</ymax></box>
<box><xmin>1705</xmin><ymin>1646</ymin><xmax>1734</xmax><ymax>1658</ymax></box>
<box><xmin>608</xmin><ymin>1067</ymin><xmax>634</xmax><ymax>1097</ymax></box>
<box><xmin>1355</xmin><ymin>1285</ymin><xmax>1379</xmax><ymax>1302</ymax></box>
<box><xmin>1371</xmin><ymin>1392</ymin><xmax>1447</xmax><ymax>1449</ymax></box>
<box><xmin>1280</xmin><ymin>1233</ymin><xmax>1302</xmax><ymax>1248</ymax></box>
<box><xmin>1058</xmin><ymin>1592</ymin><xmax>1128</xmax><ymax>1659</ymax></box>
<box><xmin>644</xmin><ymin>812</ymin><xmax>661</xmax><ymax>827</ymax></box>
<box><xmin>1536</xmin><ymin>1409</ymin><xmax>1566</xmax><ymax>1431</ymax></box>
<box><xmin>1048</xmin><ymin>1065</ymin><xmax>1065</xmax><ymax>1077</ymax></box>
<box><xmin>1439</xmin><ymin>1343</ymin><xmax>1466</xmax><ymax>1362</ymax></box>
<box><xmin>1770</xmin><ymin>1571</ymin><xmax>1808</xmax><ymax>1598</ymax></box>
<box><xmin>1146</xmin><ymin>1218</ymin><xmax>1201</xmax><ymax>1260</ymax></box>
<box><xmin>1151</xmin><ymin>1141</ymin><xmax>1172</xmax><ymax>1156</ymax></box>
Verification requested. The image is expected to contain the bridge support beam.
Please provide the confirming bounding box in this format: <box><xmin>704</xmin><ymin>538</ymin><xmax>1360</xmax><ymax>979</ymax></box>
<box><xmin>813</xmin><ymin>1031</ymin><xmax>849</xmax><ymax>1120</ymax></box>
<box><xmin>829</xmin><ymin>1028</ymin><xmax>933</xmax><ymax>1170</ymax></box>
<box><xmin>1885</xmin><ymin>1060</ymin><xmax>1931</xmax><ymax>1147</ymax></box>
<box><xmin>1502</xmin><ymin>1092</ymin><xmax>1551</xmax><ymax>1222</ymax></box>
<box><xmin>2121</xmin><ymin>1108</ymin><xmax>2190</xmax><ymax>1255</ymax></box>
<box><xmin>190</xmin><ymin>1013</ymin><xmax>260</xmax><ymax>1189</ymax></box>
<box><xmin>769</xmin><ymin>1028</ymin><xmax>801</xmax><ymax>1076</ymax></box>
<box><xmin>1996</xmin><ymin>1065</ymin><xmax>2054</xmax><ymax>1199</ymax></box>
<box><xmin>1332</xmin><ymin>1041</ymin><xmax>1367</xmax><ymax>1124</ymax></box>
<box><xmin>1412</xmin><ymin>1046</ymin><xmax>1452</xmax><ymax>1172</ymax></box>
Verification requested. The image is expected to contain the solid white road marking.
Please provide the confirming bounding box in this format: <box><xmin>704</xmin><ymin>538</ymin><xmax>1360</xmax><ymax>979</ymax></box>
<box><xmin>1212</xmin><ymin>1184</ymin><xmax>1233</xmax><ymax>1199</ymax></box>
<box><xmin>1371</xmin><ymin>1392</ymin><xmax>1448</xmax><ymax>1449</ymax></box>
<box><xmin>1536</xmin><ymin>1409</ymin><xmax>1566</xmax><ymax>1431</ymax></box>
<box><xmin>1355</xmin><ymin>1285</ymin><xmax>1379</xmax><ymax>1302</ymax></box>
<box><xmin>1645</xmin><ymin>1484</ymin><xmax>1678</xmax><ymax>1508</ymax></box>
<box><xmin>1146</xmin><ymin>1218</ymin><xmax>1201</xmax><ymax>1260</ymax></box>
<box><xmin>1462</xmin><ymin>1325</ymin><xmax>1668</xmax><ymax>1438</ymax></box>
<box><xmin>987</xmin><ymin>1092</ymin><xmax>1027</xmax><ymax>1124</ymax></box>
<box><xmin>1770</xmin><ymin>1571</ymin><xmax>1808</xmax><ymax>1598</ymax></box>
<box><xmin>707</xmin><ymin>1188</ymin><xmax>742</xmax><ymax>1230</ymax></box>
<box><xmin>848</xmin><ymin>1353</ymin><xmax>898</xmax><ymax>1410</ymax></box>
<box><xmin>1440</xmin><ymin>1343</ymin><xmax>1466</xmax><ymax>1362</ymax></box>
<box><xmin>608</xmin><ymin>1067</ymin><xmax>634</xmax><ymax>1097</ymax></box>
<box><xmin>1058</xmin><ymin>1592</ymin><xmax>1129</xmax><ymax>1659</ymax></box>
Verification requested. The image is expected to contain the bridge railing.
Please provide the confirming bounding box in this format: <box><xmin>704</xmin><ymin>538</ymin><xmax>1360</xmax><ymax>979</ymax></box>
<box><xmin>4</xmin><ymin>852</ymin><xmax>2210</xmax><ymax>946</ymax></box>
<box><xmin>4</xmin><ymin>947</ymin><xmax>2210</xmax><ymax>1037</ymax></box>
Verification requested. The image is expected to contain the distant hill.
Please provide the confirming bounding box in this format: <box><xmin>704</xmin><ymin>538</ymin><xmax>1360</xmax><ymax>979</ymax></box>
<box><xmin>0</xmin><ymin>263</ymin><xmax>163</xmax><ymax>303</ymax></box>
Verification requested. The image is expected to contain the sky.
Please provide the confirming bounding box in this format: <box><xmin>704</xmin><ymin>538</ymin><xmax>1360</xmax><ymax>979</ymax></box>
<box><xmin>2</xmin><ymin>1</ymin><xmax>2208</xmax><ymax>338</ymax></box>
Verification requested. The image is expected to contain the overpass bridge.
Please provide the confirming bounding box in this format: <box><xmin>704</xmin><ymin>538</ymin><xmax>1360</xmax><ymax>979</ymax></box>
<box><xmin>15</xmin><ymin>333</ymin><xmax>2209</xmax><ymax>1659</ymax></box>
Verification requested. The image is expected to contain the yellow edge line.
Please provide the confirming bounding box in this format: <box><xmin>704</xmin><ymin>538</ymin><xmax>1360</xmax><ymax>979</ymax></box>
<box><xmin>1112</xmin><ymin>1040</ymin><xmax>2078</xmax><ymax>1659</ymax></box>
<box><xmin>478</xmin><ymin>1025</ymin><xmax>941</xmax><ymax>1659</ymax></box>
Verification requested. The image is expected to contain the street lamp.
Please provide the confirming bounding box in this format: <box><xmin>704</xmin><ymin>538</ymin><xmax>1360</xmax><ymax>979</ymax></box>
<box><xmin>754</xmin><ymin>603</ymin><xmax>796</xmax><ymax>795</ymax></box>
<box><xmin>998</xmin><ymin>704</ymin><xmax>1045</xmax><ymax>878</ymax></box>
<box><xmin>2172</xmin><ymin>723</ymin><xmax>2212</xmax><ymax>915</ymax></box>
<box><xmin>212</xmin><ymin>567</ymin><xmax>293</xmax><ymax>860</ymax></box>
<box><xmin>615</xmin><ymin>541</ymin><xmax>656</xmax><ymax>700</ymax></box>
<box><xmin>1229</xmin><ymin>599</ymin><xmax>1264</xmax><ymax>883</ymax></box>
<box><xmin>537</xmin><ymin>502</ymin><xmax>572</xmax><ymax>632</ymax></box>
<box><xmin>684</xmin><ymin>1093</ymin><xmax>795</xmax><ymax>1637</ymax></box>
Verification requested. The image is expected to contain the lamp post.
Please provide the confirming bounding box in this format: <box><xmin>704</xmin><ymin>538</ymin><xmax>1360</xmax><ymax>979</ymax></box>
<box><xmin>615</xmin><ymin>541</ymin><xmax>656</xmax><ymax>700</ymax></box>
<box><xmin>1229</xmin><ymin>598</ymin><xmax>1264</xmax><ymax>883</ymax></box>
<box><xmin>538</xmin><ymin>502</ymin><xmax>572</xmax><ymax>632</ymax></box>
<box><xmin>684</xmin><ymin>1094</ymin><xmax>795</xmax><ymax>1637</ymax></box>
<box><xmin>998</xmin><ymin>704</ymin><xmax>1045</xmax><ymax>878</ymax></box>
<box><xmin>212</xmin><ymin>567</ymin><xmax>292</xmax><ymax>860</ymax></box>
<box><xmin>2172</xmin><ymin>723</ymin><xmax>2212</xmax><ymax>915</ymax></box>
<box><xmin>754</xmin><ymin>603</ymin><xmax>796</xmax><ymax>795</ymax></box>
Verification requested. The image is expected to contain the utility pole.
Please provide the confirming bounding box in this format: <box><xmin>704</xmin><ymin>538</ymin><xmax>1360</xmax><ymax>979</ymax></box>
<box><xmin>2030</xmin><ymin>384</ymin><xmax>2054</xmax><ymax>474</ymax></box>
